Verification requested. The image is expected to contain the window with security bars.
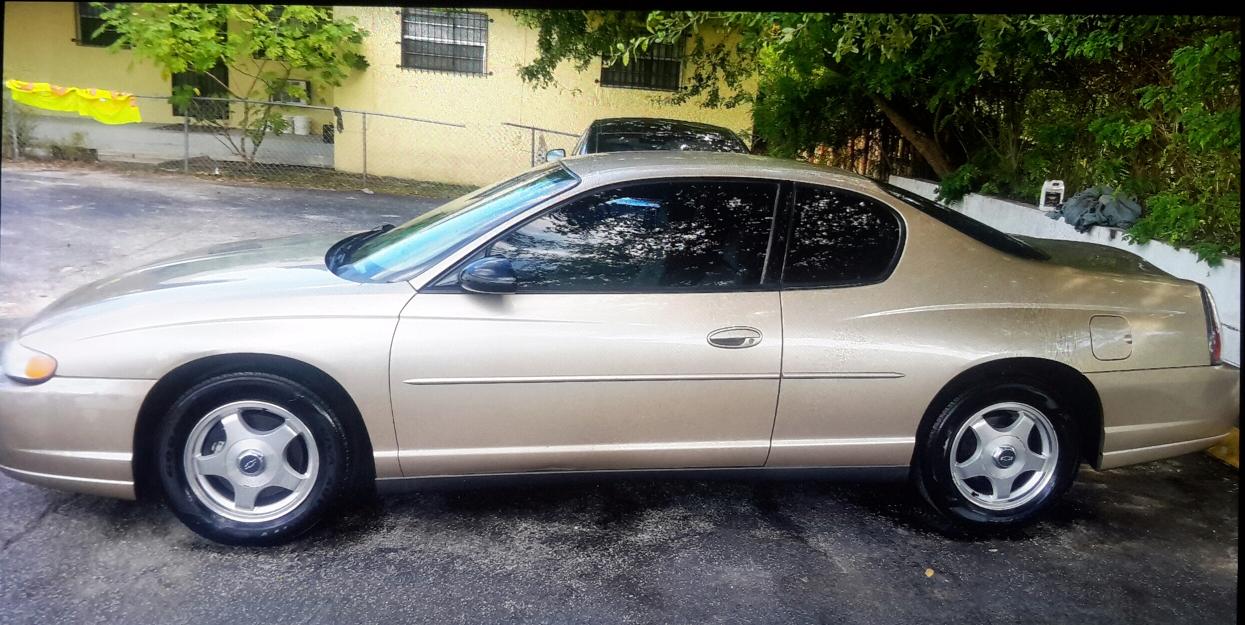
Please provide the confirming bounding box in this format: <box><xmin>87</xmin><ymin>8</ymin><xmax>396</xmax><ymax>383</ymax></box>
<box><xmin>600</xmin><ymin>42</ymin><xmax>682</xmax><ymax>91</ymax></box>
<box><xmin>401</xmin><ymin>8</ymin><xmax>488</xmax><ymax>75</ymax></box>
<box><xmin>76</xmin><ymin>2</ymin><xmax>121</xmax><ymax>47</ymax></box>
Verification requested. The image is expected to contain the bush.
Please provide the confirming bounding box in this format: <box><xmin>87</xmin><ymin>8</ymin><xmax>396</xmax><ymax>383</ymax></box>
<box><xmin>47</xmin><ymin>131</ymin><xmax>97</xmax><ymax>162</ymax></box>
<box><xmin>1</xmin><ymin>97</ymin><xmax>37</xmax><ymax>159</ymax></box>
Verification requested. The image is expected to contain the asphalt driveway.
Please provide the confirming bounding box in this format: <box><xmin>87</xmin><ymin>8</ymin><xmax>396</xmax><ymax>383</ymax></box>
<box><xmin>0</xmin><ymin>163</ymin><xmax>1238</xmax><ymax>624</ymax></box>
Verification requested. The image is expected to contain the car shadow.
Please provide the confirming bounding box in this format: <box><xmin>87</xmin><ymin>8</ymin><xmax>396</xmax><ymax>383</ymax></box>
<box><xmin>307</xmin><ymin>473</ymin><xmax>1103</xmax><ymax>551</ymax></box>
<box><xmin>53</xmin><ymin>454</ymin><xmax>1232</xmax><ymax>554</ymax></box>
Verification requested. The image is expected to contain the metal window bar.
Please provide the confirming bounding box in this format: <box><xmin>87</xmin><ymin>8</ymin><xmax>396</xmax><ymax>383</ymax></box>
<box><xmin>600</xmin><ymin>41</ymin><xmax>682</xmax><ymax>91</ymax></box>
<box><xmin>401</xmin><ymin>8</ymin><xmax>488</xmax><ymax>75</ymax></box>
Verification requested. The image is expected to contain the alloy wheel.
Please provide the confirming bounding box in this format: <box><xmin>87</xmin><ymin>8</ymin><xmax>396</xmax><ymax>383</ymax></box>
<box><xmin>182</xmin><ymin>400</ymin><xmax>319</xmax><ymax>523</ymax></box>
<box><xmin>948</xmin><ymin>401</ymin><xmax>1059</xmax><ymax>511</ymax></box>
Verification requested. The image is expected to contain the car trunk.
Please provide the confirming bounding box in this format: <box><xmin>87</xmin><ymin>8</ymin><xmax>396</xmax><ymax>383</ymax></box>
<box><xmin>1015</xmin><ymin>235</ymin><xmax>1175</xmax><ymax>279</ymax></box>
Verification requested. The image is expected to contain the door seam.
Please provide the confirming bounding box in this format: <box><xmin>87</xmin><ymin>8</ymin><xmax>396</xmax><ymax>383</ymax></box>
<box><xmin>763</xmin><ymin>291</ymin><xmax>784</xmax><ymax>466</ymax></box>
<box><xmin>388</xmin><ymin>289</ymin><xmax>419</xmax><ymax>477</ymax></box>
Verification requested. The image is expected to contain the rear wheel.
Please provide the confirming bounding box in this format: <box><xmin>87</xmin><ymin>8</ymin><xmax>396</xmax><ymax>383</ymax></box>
<box><xmin>915</xmin><ymin>380</ymin><xmax>1079</xmax><ymax>529</ymax></box>
<box><xmin>156</xmin><ymin>372</ymin><xmax>351</xmax><ymax>545</ymax></box>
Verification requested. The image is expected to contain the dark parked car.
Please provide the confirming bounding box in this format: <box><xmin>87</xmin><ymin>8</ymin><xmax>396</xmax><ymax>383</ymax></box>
<box><xmin>546</xmin><ymin>117</ymin><xmax>748</xmax><ymax>161</ymax></box>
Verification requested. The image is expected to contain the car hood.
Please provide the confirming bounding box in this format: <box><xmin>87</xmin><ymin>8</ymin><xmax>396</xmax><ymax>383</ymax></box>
<box><xmin>19</xmin><ymin>232</ymin><xmax>415</xmax><ymax>342</ymax></box>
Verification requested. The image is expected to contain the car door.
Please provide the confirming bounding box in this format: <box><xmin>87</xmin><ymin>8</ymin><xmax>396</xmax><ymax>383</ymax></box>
<box><xmin>768</xmin><ymin>183</ymin><xmax>915</xmax><ymax>468</ymax></box>
<box><xmin>390</xmin><ymin>178</ymin><xmax>786</xmax><ymax>476</ymax></box>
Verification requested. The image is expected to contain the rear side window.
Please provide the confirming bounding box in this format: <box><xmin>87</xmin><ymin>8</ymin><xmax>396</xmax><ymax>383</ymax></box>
<box><xmin>782</xmin><ymin>185</ymin><xmax>903</xmax><ymax>288</ymax></box>
<box><xmin>489</xmin><ymin>180</ymin><xmax>779</xmax><ymax>292</ymax></box>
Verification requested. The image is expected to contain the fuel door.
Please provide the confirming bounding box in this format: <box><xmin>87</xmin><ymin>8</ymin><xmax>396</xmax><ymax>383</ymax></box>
<box><xmin>1090</xmin><ymin>315</ymin><xmax>1132</xmax><ymax>361</ymax></box>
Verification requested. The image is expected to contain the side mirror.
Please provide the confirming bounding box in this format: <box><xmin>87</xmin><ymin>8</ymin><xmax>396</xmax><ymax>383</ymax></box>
<box><xmin>459</xmin><ymin>256</ymin><xmax>516</xmax><ymax>294</ymax></box>
<box><xmin>545</xmin><ymin>148</ymin><xmax>566</xmax><ymax>162</ymax></box>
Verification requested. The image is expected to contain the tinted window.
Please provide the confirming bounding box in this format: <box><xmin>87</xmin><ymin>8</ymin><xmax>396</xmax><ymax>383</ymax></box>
<box><xmin>878</xmin><ymin>182</ymin><xmax>1048</xmax><ymax>261</ymax></box>
<box><xmin>782</xmin><ymin>186</ymin><xmax>903</xmax><ymax>287</ymax></box>
<box><xmin>488</xmin><ymin>180</ymin><xmax>778</xmax><ymax>292</ymax></box>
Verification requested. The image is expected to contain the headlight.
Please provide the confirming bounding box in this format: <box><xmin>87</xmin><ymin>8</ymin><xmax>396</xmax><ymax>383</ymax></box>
<box><xmin>2</xmin><ymin>341</ymin><xmax>58</xmax><ymax>384</ymax></box>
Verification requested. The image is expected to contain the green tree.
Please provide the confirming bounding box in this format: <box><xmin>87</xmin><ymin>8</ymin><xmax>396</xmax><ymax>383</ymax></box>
<box><xmin>97</xmin><ymin>3</ymin><xmax>368</xmax><ymax>166</ymax></box>
<box><xmin>511</xmin><ymin>11</ymin><xmax>1240</xmax><ymax>260</ymax></box>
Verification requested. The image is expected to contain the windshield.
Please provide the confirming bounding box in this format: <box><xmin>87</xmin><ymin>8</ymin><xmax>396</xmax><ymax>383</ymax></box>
<box><xmin>332</xmin><ymin>164</ymin><xmax>581</xmax><ymax>282</ymax></box>
<box><xmin>878</xmin><ymin>181</ymin><xmax>1049</xmax><ymax>261</ymax></box>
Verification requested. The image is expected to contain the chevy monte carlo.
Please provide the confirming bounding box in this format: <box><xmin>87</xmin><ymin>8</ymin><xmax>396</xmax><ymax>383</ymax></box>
<box><xmin>1</xmin><ymin>152</ymin><xmax>1237</xmax><ymax>545</ymax></box>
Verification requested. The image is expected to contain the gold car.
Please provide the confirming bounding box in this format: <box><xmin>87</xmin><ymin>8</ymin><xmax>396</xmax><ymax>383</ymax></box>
<box><xmin>0</xmin><ymin>152</ymin><xmax>1237</xmax><ymax>545</ymax></box>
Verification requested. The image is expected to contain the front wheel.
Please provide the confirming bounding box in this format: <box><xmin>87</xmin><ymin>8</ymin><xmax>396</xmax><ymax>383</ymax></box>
<box><xmin>156</xmin><ymin>372</ymin><xmax>352</xmax><ymax>545</ymax></box>
<box><xmin>914</xmin><ymin>380</ymin><xmax>1080</xmax><ymax>529</ymax></box>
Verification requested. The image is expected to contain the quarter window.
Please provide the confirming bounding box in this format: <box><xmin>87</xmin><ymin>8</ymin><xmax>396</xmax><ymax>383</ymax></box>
<box><xmin>600</xmin><ymin>41</ymin><xmax>682</xmax><ymax>91</ymax></box>
<box><xmin>782</xmin><ymin>185</ymin><xmax>903</xmax><ymax>287</ymax></box>
<box><xmin>489</xmin><ymin>180</ymin><xmax>779</xmax><ymax>292</ymax></box>
<box><xmin>401</xmin><ymin>8</ymin><xmax>488</xmax><ymax>75</ymax></box>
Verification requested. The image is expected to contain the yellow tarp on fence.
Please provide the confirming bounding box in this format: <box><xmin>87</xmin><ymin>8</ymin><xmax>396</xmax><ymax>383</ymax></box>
<box><xmin>5</xmin><ymin>79</ymin><xmax>142</xmax><ymax>125</ymax></box>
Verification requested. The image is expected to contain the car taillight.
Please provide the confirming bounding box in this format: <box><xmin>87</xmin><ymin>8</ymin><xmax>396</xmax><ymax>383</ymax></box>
<box><xmin>1199</xmin><ymin>285</ymin><xmax>1222</xmax><ymax>365</ymax></box>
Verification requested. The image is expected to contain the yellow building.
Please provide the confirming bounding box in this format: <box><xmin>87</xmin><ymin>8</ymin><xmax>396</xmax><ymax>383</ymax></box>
<box><xmin>3</xmin><ymin>3</ymin><xmax>754</xmax><ymax>187</ymax></box>
<box><xmin>331</xmin><ymin>7</ymin><xmax>754</xmax><ymax>185</ymax></box>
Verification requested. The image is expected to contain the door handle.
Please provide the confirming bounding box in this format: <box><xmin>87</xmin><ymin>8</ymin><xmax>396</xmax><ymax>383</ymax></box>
<box><xmin>707</xmin><ymin>326</ymin><xmax>763</xmax><ymax>349</ymax></box>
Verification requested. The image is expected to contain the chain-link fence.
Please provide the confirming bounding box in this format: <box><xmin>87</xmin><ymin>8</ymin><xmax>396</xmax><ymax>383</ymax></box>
<box><xmin>3</xmin><ymin>91</ymin><xmax>586</xmax><ymax>199</ymax></box>
<box><xmin>501</xmin><ymin>122</ymin><xmax>581</xmax><ymax>167</ymax></box>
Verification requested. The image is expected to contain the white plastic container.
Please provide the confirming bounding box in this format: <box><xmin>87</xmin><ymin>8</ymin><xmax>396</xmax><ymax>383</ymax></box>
<box><xmin>292</xmin><ymin>115</ymin><xmax>311</xmax><ymax>136</ymax></box>
<box><xmin>1039</xmin><ymin>180</ymin><xmax>1065</xmax><ymax>211</ymax></box>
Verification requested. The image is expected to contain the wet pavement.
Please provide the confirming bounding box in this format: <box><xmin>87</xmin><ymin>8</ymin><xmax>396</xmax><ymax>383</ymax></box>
<box><xmin>0</xmin><ymin>164</ymin><xmax>1238</xmax><ymax>624</ymax></box>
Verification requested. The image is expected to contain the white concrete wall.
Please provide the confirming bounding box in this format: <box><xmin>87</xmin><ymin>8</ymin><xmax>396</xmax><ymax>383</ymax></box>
<box><xmin>889</xmin><ymin>176</ymin><xmax>1241</xmax><ymax>366</ymax></box>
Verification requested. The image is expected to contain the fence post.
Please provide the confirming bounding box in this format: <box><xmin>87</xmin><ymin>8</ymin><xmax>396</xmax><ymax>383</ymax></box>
<box><xmin>530</xmin><ymin>128</ymin><xmax>536</xmax><ymax>167</ymax></box>
<box><xmin>182</xmin><ymin>115</ymin><xmax>189</xmax><ymax>173</ymax></box>
<box><xmin>361</xmin><ymin>112</ymin><xmax>368</xmax><ymax>185</ymax></box>
<box><xmin>6</xmin><ymin>91</ymin><xmax>21</xmax><ymax>161</ymax></box>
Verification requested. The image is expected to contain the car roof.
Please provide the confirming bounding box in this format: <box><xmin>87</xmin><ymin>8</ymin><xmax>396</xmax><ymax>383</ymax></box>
<box><xmin>590</xmin><ymin>117</ymin><xmax>737</xmax><ymax>135</ymax></box>
<box><xmin>557</xmin><ymin>151</ymin><xmax>880</xmax><ymax>194</ymax></box>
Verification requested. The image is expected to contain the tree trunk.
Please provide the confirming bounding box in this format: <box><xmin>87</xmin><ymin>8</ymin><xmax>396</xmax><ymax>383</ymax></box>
<box><xmin>869</xmin><ymin>94</ymin><xmax>955</xmax><ymax>178</ymax></box>
<box><xmin>877</xmin><ymin>124</ymin><xmax>893</xmax><ymax>181</ymax></box>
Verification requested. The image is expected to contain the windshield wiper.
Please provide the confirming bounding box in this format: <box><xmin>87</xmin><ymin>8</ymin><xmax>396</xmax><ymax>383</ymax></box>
<box><xmin>327</xmin><ymin>223</ymin><xmax>394</xmax><ymax>271</ymax></box>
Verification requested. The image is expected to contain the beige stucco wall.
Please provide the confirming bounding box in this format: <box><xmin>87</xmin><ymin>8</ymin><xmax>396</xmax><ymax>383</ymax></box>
<box><xmin>331</xmin><ymin>7</ymin><xmax>755</xmax><ymax>186</ymax></box>
<box><xmin>2</xmin><ymin>2</ymin><xmax>335</xmax><ymax>128</ymax></box>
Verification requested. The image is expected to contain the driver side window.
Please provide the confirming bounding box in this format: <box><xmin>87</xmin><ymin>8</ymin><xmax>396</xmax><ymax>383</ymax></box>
<box><xmin>486</xmin><ymin>180</ymin><xmax>779</xmax><ymax>292</ymax></box>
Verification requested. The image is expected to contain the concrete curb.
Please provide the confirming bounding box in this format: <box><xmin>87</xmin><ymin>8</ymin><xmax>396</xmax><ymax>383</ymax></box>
<box><xmin>1207</xmin><ymin>427</ymin><xmax>1239</xmax><ymax>468</ymax></box>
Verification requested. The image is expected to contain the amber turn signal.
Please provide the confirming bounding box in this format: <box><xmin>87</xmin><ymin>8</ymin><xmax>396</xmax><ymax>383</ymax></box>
<box><xmin>2</xmin><ymin>341</ymin><xmax>58</xmax><ymax>384</ymax></box>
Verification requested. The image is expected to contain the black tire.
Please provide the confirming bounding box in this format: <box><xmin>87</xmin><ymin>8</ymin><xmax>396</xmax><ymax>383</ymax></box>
<box><xmin>914</xmin><ymin>378</ymin><xmax>1080</xmax><ymax>530</ymax></box>
<box><xmin>155</xmin><ymin>371</ymin><xmax>352</xmax><ymax>546</ymax></box>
